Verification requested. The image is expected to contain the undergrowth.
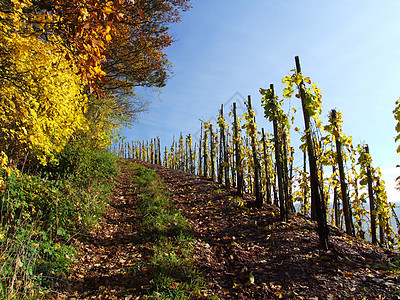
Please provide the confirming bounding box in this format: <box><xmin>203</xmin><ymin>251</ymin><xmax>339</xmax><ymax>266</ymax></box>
<box><xmin>0</xmin><ymin>142</ymin><xmax>119</xmax><ymax>299</ymax></box>
<box><xmin>122</xmin><ymin>160</ymin><xmax>206</xmax><ymax>299</ymax></box>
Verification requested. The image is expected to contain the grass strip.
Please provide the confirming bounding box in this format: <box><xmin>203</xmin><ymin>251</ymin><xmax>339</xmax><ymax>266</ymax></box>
<box><xmin>123</xmin><ymin>160</ymin><xmax>206</xmax><ymax>299</ymax></box>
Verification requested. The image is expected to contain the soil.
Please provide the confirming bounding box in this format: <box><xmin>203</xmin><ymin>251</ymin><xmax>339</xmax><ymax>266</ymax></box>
<box><xmin>51</xmin><ymin>159</ymin><xmax>400</xmax><ymax>299</ymax></box>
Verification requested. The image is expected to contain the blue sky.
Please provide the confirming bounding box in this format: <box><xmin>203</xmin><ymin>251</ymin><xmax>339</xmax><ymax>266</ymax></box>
<box><xmin>124</xmin><ymin>0</ymin><xmax>400</xmax><ymax>201</ymax></box>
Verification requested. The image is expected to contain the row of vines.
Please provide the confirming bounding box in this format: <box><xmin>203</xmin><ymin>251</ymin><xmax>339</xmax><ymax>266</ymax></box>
<box><xmin>115</xmin><ymin>57</ymin><xmax>400</xmax><ymax>251</ymax></box>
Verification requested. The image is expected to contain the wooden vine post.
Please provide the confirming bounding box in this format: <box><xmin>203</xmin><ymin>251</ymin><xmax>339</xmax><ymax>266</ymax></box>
<box><xmin>156</xmin><ymin>138</ymin><xmax>159</xmax><ymax>164</ymax></box>
<box><xmin>210</xmin><ymin>124</ymin><xmax>215</xmax><ymax>181</ymax></box>
<box><xmin>303</xmin><ymin>149</ymin><xmax>308</xmax><ymax>214</ymax></box>
<box><xmin>246</xmin><ymin>137</ymin><xmax>252</xmax><ymax>194</ymax></box>
<box><xmin>142</xmin><ymin>141</ymin><xmax>144</xmax><ymax>161</ymax></box>
<box><xmin>154</xmin><ymin>139</ymin><xmax>157</xmax><ymax>164</ymax></box>
<box><xmin>233</xmin><ymin>102</ymin><xmax>244</xmax><ymax>196</ymax></box>
<box><xmin>157</xmin><ymin>137</ymin><xmax>161</xmax><ymax>165</ymax></box>
<box><xmin>164</xmin><ymin>146</ymin><xmax>168</xmax><ymax>168</ymax></box>
<box><xmin>174</xmin><ymin>139</ymin><xmax>178</xmax><ymax>169</ymax></box>
<box><xmin>365</xmin><ymin>145</ymin><xmax>377</xmax><ymax>245</ymax></box>
<box><xmin>391</xmin><ymin>205</ymin><xmax>400</xmax><ymax>239</ymax></box>
<box><xmin>223</xmin><ymin>118</ymin><xmax>230</xmax><ymax>188</ymax></box>
<box><xmin>218</xmin><ymin>104</ymin><xmax>230</xmax><ymax>187</ymax></box>
<box><xmin>184</xmin><ymin>135</ymin><xmax>189</xmax><ymax>171</ymax></box>
<box><xmin>269</xmin><ymin>84</ymin><xmax>287</xmax><ymax>221</ymax></box>
<box><xmin>295</xmin><ymin>56</ymin><xmax>329</xmax><ymax>250</ymax></box>
<box><xmin>354</xmin><ymin>178</ymin><xmax>365</xmax><ymax>239</ymax></box>
<box><xmin>230</xmin><ymin>148</ymin><xmax>236</xmax><ymax>188</ymax></box>
<box><xmin>170</xmin><ymin>137</ymin><xmax>175</xmax><ymax>169</ymax></box>
<box><xmin>261</xmin><ymin>128</ymin><xmax>272</xmax><ymax>204</ymax></box>
<box><xmin>218</xmin><ymin>106</ymin><xmax>224</xmax><ymax>184</ymax></box>
<box><xmin>332</xmin><ymin>165</ymin><xmax>340</xmax><ymax>228</ymax></box>
<box><xmin>185</xmin><ymin>135</ymin><xmax>189</xmax><ymax>171</ymax></box>
<box><xmin>246</xmin><ymin>95</ymin><xmax>262</xmax><ymax>208</ymax></box>
<box><xmin>139</xmin><ymin>141</ymin><xmax>142</xmax><ymax>161</ymax></box>
<box><xmin>282</xmin><ymin>132</ymin><xmax>293</xmax><ymax>214</ymax></box>
<box><xmin>120</xmin><ymin>142</ymin><xmax>124</xmax><ymax>158</ymax></box>
<box><xmin>146</xmin><ymin>141</ymin><xmax>149</xmax><ymax>163</ymax></box>
<box><xmin>316</xmin><ymin>141</ymin><xmax>327</xmax><ymax>221</ymax></box>
<box><xmin>180</xmin><ymin>134</ymin><xmax>185</xmax><ymax>170</ymax></box>
<box><xmin>331</xmin><ymin>109</ymin><xmax>354</xmax><ymax>236</ymax></box>
<box><xmin>203</xmin><ymin>123</ymin><xmax>208</xmax><ymax>178</ymax></box>
<box><xmin>135</xmin><ymin>141</ymin><xmax>138</xmax><ymax>160</ymax></box>
<box><xmin>199</xmin><ymin>123</ymin><xmax>203</xmax><ymax>176</ymax></box>
<box><xmin>188</xmin><ymin>134</ymin><xmax>194</xmax><ymax>173</ymax></box>
<box><xmin>376</xmin><ymin>179</ymin><xmax>385</xmax><ymax>246</ymax></box>
<box><xmin>192</xmin><ymin>141</ymin><xmax>197</xmax><ymax>174</ymax></box>
<box><xmin>150</xmin><ymin>140</ymin><xmax>154</xmax><ymax>163</ymax></box>
<box><xmin>289</xmin><ymin>146</ymin><xmax>294</xmax><ymax>208</ymax></box>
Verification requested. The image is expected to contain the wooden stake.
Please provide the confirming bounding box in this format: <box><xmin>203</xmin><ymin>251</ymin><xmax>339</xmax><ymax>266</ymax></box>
<box><xmin>218</xmin><ymin>105</ymin><xmax>224</xmax><ymax>184</ymax></box>
<box><xmin>246</xmin><ymin>95</ymin><xmax>262</xmax><ymax>208</ymax></box>
<box><xmin>270</xmin><ymin>84</ymin><xmax>286</xmax><ymax>221</ymax></box>
<box><xmin>331</xmin><ymin>109</ymin><xmax>354</xmax><ymax>236</ymax></box>
<box><xmin>199</xmin><ymin>124</ymin><xmax>203</xmax><ymax>176</ymax></box>
<box><xmin>295</xmin><ymin>56</ymin><xmax>329</xmax><ymax>250</ymax></box>
<box><xmin>262</xmin><ymin>128</ymin><xmax>272</xmax><ymax>204</ymax></box>
<box><xmin>365</xmin><ymin>145</ymin><xmax>377</xmax><ymax>245</ymax></box>
<box><xmin>233</xmin><ymin>102</ymin><xmax>244</xmax><ymax>196</ymax></box>
<box><xmin>210</xmin><ymin>124</ymin><xmax>215</xmax><ymax>181</ymax></box>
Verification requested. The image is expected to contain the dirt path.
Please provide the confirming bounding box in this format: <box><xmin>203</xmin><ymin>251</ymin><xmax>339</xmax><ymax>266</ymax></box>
<box><xmin>52</xmin><ymin>166</ymin><xmax>149</xmax><ymax>299</ymax></box>
<box><xmin>138</xmin><ymin>160</ymin><xmax>399</xmax><ymax>300</ymax></box>
<box><xmin>52</xmin><ymin>160</ymin><xmax>399</xmax><ymax>299</ymax></box>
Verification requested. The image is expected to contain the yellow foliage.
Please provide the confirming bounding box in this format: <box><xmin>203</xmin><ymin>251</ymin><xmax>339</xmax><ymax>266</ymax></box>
<box><xmin>0</xmin><ymin>151</ymin><xmax>13</xmax><ymax>193</ymax></box>
<box><xmin>0</xmin><ymin>152</ymin><xmax>11</xmax><ymax>176</ymax></box>
<box><xmin>0</xmin><ymin>4</ymin><xmax>87</xmax><ymax>165</ymax></box>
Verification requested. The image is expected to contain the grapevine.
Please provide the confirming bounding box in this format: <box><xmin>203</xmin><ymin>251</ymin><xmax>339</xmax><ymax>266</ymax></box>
<box><xmin>126</xmin><ymin>56</ymin><xmax>399</xmax><ymax>250</ymax></box>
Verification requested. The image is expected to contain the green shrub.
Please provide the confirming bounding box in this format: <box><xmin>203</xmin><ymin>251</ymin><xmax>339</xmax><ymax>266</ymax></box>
<box><xmin>0</xmin><ymin>144</ymin><xmax>119</xmax><ymax>298</ymax></box>
<box><xmin>0</xmin><ymin>218</ymin><xmax>42</xmax><ymax>300</ymax></box>
<box><xmin>43</xmin><ymin>139</ymin><xmax>119</xmax><ymax>184</ymax></box>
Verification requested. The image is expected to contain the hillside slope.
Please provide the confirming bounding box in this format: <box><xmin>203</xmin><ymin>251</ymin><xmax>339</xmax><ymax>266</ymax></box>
<box><xmin>52</xmin><ymin>159</ymin><xmax>399</xmax><ymax>299</ymax></box>
<box><xmin>138</xmin><ymin>160</ymin><xmax>399</xmax><ymax>299</ymax></box>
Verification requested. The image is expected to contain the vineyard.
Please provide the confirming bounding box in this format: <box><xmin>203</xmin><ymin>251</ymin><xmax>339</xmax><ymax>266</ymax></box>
<box><xmin>117</xmin><ymin>56</ymin><xmax>400</xmax><ymax>251</ymax></box>
<box><xmin>2</xmin><ymin>0</ymin><xmax>400</xmax><ymax>297</ymax></box>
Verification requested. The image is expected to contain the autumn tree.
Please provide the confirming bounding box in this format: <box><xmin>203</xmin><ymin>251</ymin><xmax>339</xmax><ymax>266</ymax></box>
<box><xmin>0</xmin><ymin>0</ymin><xmax>87</xmax><ymax>165</ymax></box>
<box><xmin>102</xmin><ymin>0</ymin><xmax>191</xmax><ymax>93</ymax></box>
<box><xmin>0</xmin><ymin>0</ymin><xmax>190</xmax><ymax>166</ymax></box>
<box><xmin>19</xmin><ymin>0</ymin><xmax>190</xmax><ymax>93</ymax></box>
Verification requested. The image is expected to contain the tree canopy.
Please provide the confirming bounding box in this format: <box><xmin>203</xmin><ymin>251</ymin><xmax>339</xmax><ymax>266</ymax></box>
<box><xmin>0</xmin><ymin>0</ymin><xmax>190</xmax><ymax>166</ymax></box>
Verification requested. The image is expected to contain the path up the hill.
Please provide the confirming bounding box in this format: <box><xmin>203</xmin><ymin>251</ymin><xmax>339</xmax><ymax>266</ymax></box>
<box><xmin>52</xmin><ymin>159</ymin><xmax>399</xmax><ymax>299</ymax></box>
<box><xmin>137</xmin><ymin>160</ymin><xmax>399</xmax><ymax>299</ymax></box>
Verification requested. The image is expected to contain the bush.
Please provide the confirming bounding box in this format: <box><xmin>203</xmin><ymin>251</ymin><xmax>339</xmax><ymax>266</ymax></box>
<box><xmin>0</xmin><ymin>142</ymin><xmax>120</xmax><ymax>298</ymax></box>
<box><xmin>44</xmin><ymin>139</ymin><xmax>119</xmax><ymax>184</ymax></box>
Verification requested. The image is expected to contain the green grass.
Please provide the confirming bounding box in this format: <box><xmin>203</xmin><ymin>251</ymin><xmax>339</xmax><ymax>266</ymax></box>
<box><xmin>123</xmin><ymin>161</ymin><xmax>206</xmax><ymax>299</ymax></box>
<box><xmin>0</xmin><ymin>157</ymin><xmax>205</xmax><ymax>299</ymax></box>
<box><xmin>0</xmin><ymin>147</ymin><xmax>119</xmax><ymax>299</ymax></box>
